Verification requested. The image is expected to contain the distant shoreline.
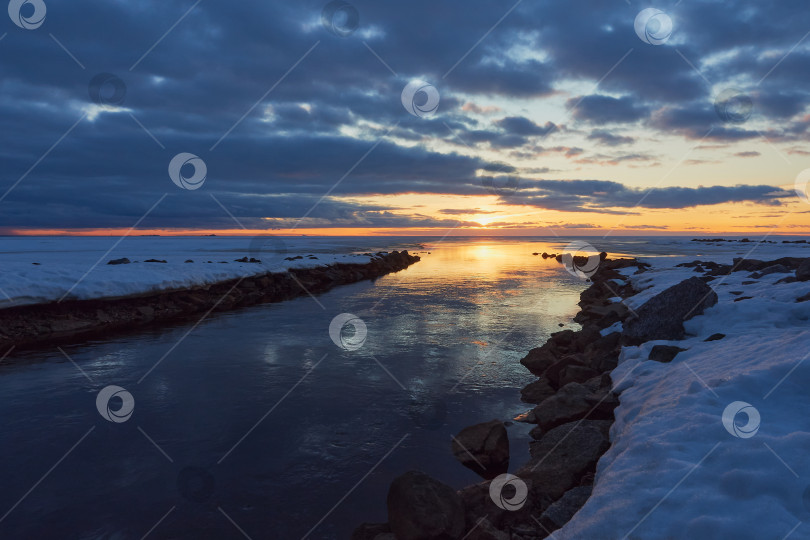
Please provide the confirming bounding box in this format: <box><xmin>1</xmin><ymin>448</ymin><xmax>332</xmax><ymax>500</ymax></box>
<box><xmin>0</xmin><ymin>251</ymin><xmax>420</xmax><ymax>352</ymax></box>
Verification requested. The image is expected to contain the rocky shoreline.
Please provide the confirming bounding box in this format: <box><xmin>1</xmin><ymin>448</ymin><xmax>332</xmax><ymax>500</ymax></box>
<box><xmin>355</xmin><ymin>253</ymin><xmax>810</xmax><ymax>539</ymax></box>
<box><xmin>0</xmin><ymin>250</ymin><xmax>420</xmax><ymax>351</ymax></box>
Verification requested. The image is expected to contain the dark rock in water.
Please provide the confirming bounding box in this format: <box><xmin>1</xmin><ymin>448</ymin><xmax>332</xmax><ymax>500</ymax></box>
<box><xmin>730</xmin><ymin>291</ymin><xmax>743</xmax><ymax>295</ymax></box>
<box><xmin>776</xmin><ymin>276</ymin><xmax>797</xmax><ymax>284</ymax></box>
<box><xmin>184</xmin><ymin>259</ymin><xmax>194</xmax><ymax>263</ymax></box>
<box><xmin>749</xmin><ymin>264</ymin><xmax>789</xmax><ymax>279</ymax></box>
<box><xmin>387</xmin><ymin>471</ymin><xmax>465</xmax><ymax>540</ymax></box>
<box><xmin>144</xmin><ymin>259</ymin><xmax>167</xmax><ymax>263</ymax></box>
<box><xmin>648</xmin><ymin>345</ymin><xmax>686</xmax><ymax>363</ymax></box>
<box><xmin>623</xmin><ymin>277</ymin><xmax>718</xmax><ymax>342</ymax></box>
<box><xmin>733</xmin><ymin>296</ymin><xmax>753</xmax><ymax>302</ymax></box>
<box><xmin>107</xmin><ymin>258</ymin><xmax>131</xmax><ymax>265</ymax></box>
<box><xmin>537</xmin><ymin>485</ymin><xmax>593</xmax><ymax>533</ymax></box>
<box><xmin>797</xmin><ymin>292</ymin><xmax>810</xmax><ymax>303</ymax></box>
<box><xmin>704</xmin><ymin>333</ymin><xmax>726</xmax><ymax>341</ymax></box>
<box><xmin>532</xmin><ymin>379</ymin><xmax>610</xmax><ymax>431</ymax></box>
<box><xmin>450</xmin><ymin>420</ymin><xmax>509</xmax><ymax>480</ymax></box>
<box><xmin>520</xmin><ymin>377</ymin><xmax>556</xmax><ymax>404</ymax></box>
<box><xmin>558</xmin><ymin>322</ymin><xmax>565</xmax><ymax>327</ymax></box>
<box><xmin>351</xmin><ymin>523</ymin><xmax>391</xmax><ymax>540</ymax></box>
<box><xmin>32</xmin><ymin>262</ymin><xmax>40</xmax><ymax>265</ymax></box>
<box><xmin>797</xmin><ymin>259</ymin><xmax>810</xmax><ymax>282</ymax></box>
<box><xmin>741</xmin><ymin>280</ymin><xmax>758</xmax><ymax>285</ymax></box>
<box><xmin>532</xmin><ymin>252</ymin><xmax>540</xmax><ymax>256</ymax></box>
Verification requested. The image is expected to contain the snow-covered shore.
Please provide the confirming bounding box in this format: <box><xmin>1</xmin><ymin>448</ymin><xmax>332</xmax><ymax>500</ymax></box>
<box><xmin>557</xmin><ymin>253</ymin><xmax>810</xmax><ymax>539</ymax></box>
<box><xmin>0</xmin><ymin>236</ymin><xmax>424</xmax><ymax>307</ymax></box>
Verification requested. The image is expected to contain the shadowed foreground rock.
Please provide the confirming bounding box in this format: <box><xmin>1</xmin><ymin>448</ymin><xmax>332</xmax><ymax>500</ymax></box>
<box><xmin>0</xmin><ymin>251</ymin><xmax>420</xmax><ymax>351</ymax></box>
<box><xmin>450</xmin><ymin>420</ymin><xmax>509</xmax><ymax>480</ymax></box>
<box><xmin>623</xmin><ymin>276</ymin><xmax>718</xmax><ymax>342</ymax></box>
<box><xmin>387</xmin><ymin>471</ymin><xmax>465</xmax><ymax>540</ymax></box>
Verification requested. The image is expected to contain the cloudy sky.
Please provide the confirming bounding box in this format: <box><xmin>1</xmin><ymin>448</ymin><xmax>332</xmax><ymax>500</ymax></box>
<box><xmin>2</xmin><ymin>0</ymin><xmax>809</xmax><ymax>236</ymax></box>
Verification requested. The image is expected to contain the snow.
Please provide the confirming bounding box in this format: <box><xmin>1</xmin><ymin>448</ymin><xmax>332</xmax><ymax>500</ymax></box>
<box><xmin>556</xmin><ymin>258</ymin><xmax>810</xmax><ymax>539</ymax></box>
<box><xmin>0</xmin><ymin>236</ymin><xmax>424</xmax><ymax>306</ymax></box>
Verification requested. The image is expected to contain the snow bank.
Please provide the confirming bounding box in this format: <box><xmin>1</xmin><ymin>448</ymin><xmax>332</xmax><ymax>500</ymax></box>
<box><xmin>557</xmin><ymin>263</ymin><xmax>810</xmax><ymax>539</ymax></box>
<box><xmin>0</xmin><ymin>236</ymin><xmax>424</xmax><ymax>306</ymax></box>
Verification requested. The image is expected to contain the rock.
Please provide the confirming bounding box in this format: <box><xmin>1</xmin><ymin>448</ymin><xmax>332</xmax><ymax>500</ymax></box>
<box><xmin>520</xmin><ymin>378</ymin><xmax>556</xmax><ymax>404</ymax></box>
<box><xmin>451</xmin><ymin>420</ymin><xmax>509</xmax><ymax>480</ymax></box>
<box><xmin>797</xmin><ymin>292</ymin><xmax>810</xmax><ymax>303</ymax></box>
<box><xmin>184</xmin><ymin>259</ymin><xmax>194</xmax><ymax>263</ymax></box>
<box><xmin>797</xmin><ymin>259</ymin><xmax>810</xmax><ymax>281</ymax></box>
<box><xmin>516</xmin><ymin>420</ymin><xmax>611</xmax><ymax>508</ymax></box>
<box><xmin>520</xmin><ymin>346</ymin><xmax>561</xmax><ymax>376</ymax></box>
<box><xmin>648</xmin><ymin>345</ymin><xmax>686</xmax><ymax>363</ymax></box>
<box><xmin>623</xmin><ymin>277</ymin><xmax>718</xmax><ymax>342</ymax></box>
<box><xmin>704</xmin><ymin>333</ymin><xmax>725</xmax><ymax>341</ymax></box>
<box><xmin>144</xmin><ymin>259</ymin><xmax>167</xmax><ymax>263</ymax></box>
<box><xmin>137</xmin><ymin>306</ymin><xmax>155</xmax><ymax>319</ymax></box>
<box><xmin>537</xmin><ymin>485</ymin><xmax>593</xmax><ymax>532</ymax></box>
<box><xmin>352</xmin><ymin>523</ymin><xmax>391</xmax><ymax>540</ymax></box>
<box><xmin>733</xmin><ymin>296</ymin><xmax>753</xmax><ymax>302</ymax></box>
<box><xmin>532</xmin><ymin>379</ymin><xmax>608</xmax><ymax>431</ymax></box>
<box><xmin>107</xmin><ymin>257</ymin><xmax>131</xmax><ymax>265</ymax></box>
<box><xmin>749</xmin><ymin>264</ymin><xmax>789</xmax><ymax>279</ymax></box>
<box><xmin>387</xmin><ymin>471</ymin><xmax>465</xmax><ymax>540</ymax></box>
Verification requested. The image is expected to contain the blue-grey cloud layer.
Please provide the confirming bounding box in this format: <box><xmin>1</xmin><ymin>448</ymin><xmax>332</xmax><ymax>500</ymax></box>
<box><xmin>0</xmin><ymin>0</ymin><xmax>807</xmax><ymax>229</ymax></box>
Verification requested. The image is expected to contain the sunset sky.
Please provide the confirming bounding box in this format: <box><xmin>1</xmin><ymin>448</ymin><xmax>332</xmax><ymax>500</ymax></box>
<box><xmin>2</xmin><ymin>0</ymin><xmax>809</xmax><ymax>236</ymax></box>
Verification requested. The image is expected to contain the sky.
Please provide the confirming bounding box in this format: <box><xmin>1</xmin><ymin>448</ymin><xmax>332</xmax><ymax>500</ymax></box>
<box><xmin>2</xmin><ymin>0</ymin><xmax>810</xmax><ymax>236</ymax></box>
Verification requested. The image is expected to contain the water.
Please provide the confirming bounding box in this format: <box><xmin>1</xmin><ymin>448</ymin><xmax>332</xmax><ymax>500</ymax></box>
<box><xmin>1</xmin><ymin>236</ymin><xmax>806</xmax><ymax>539</ymax></box>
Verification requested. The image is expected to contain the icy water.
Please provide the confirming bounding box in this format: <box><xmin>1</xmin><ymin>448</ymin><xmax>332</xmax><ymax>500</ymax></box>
<box><xmin>1</xmin><ymin>236</ymin><xmax>806</xmax><ymax>539</ymax></box>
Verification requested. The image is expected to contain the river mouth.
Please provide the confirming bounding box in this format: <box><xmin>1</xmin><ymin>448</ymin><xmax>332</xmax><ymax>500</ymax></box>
<box><xmin>0</xmin><ymin>238</ymin><xmax>589</xmax><ymax>539</ymax></box>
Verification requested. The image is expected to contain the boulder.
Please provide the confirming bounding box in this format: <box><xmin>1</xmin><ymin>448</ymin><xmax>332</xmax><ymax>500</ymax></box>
<box><xmin>648</xmin><ymin>345</ymin><xmax>686</xmax><ymax>363</ymax></box>
<box><xmin>107</xmin><ymin>257</ymin><xmax>130</xmax><ymax>265</ymax></box>
<box><xmin>451</xmin><ymin>420</ymin><xmax>509</xmax><ymax>480</ymax></box>
<box><xmin>532</xmin><ymin>378</ymin><xmax>610</xmax><ymax>431</ymax></box>
<box><xmin>749</xmin><ymin>264</ymin><xmax>789</xmax><ymax>279</ymax></box>
<box><xmin>517</xmin><ymin>420</ymin><xmax>611</xmax><ymax>506</ymax></box>
<box><xmin>704</xmin><ymin>333</ymin><xmax>726</xmax><ymax>342</ymax></box>
<box><xmin>387</xmin><ymin>471</ymin><xmax>465</xmax><ymax>540</ymax></box>
<box><xmin>797</xmin><ymin>259</ymin><xmax>810</xmax><ymax>282</ymax></box>
<box><xmin>352</xmin><ymin>523</ymin><xmax>392</xmax><ymax>540</ymax></box>
<box><xmin>623</xmin><ymin>277</ymin><xmax>718</xmax><ymax>342</ymax></box>
<box><xmin>520</xmin><ymin>377</ymin><xmax>556</xmax><ymax>404</ymax></box>
<box><xmin>537</xmin><ymin>485</ymin><xmax>593</xmax><ymax>533</ymax></box>
<box><xmin>519</xmin><ymin>346</ymin><xmax>561</xmax><ymax>376</ymax></box>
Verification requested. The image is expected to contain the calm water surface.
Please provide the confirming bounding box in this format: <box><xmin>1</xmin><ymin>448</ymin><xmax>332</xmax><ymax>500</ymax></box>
<box><xmin>0</xmin><ymin>238</ymin><xmax>604</xmax><ymax>539</ymax></box>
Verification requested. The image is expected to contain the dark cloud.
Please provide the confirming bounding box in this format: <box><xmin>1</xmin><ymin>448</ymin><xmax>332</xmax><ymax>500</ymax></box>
<box><xmin>568</xmin><ymin>95</ymin><xmax>650</xmax><ymax>124</ymax></box>
<box><xmin>503</xmin><ymin>180</ymin><xmax>793</xmax><ymax>212</ymax></box>
<box><xmin>0</xmin><ymin>0</ymin><xmax>805</xmax><ymax>230</ymax></box>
